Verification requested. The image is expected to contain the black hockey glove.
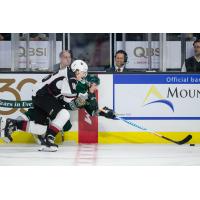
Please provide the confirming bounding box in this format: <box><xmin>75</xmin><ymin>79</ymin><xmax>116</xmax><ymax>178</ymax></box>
<box><xmin>99</xmin><ymin>106</ymin><xmax>116</xmax><ymax>119</ymax></box>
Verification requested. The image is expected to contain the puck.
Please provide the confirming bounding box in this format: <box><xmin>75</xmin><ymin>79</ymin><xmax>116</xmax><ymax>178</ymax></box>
<box><xmin>190</xmin><ymin>144</ymin><xmax>195</xmax><ymax>146</ymax></box>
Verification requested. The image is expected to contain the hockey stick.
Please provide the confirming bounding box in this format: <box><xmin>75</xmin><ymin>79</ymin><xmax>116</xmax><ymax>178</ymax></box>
<box><xmin>116</xmin><ymin>116</ymin><xmax>192</xmax><ymax>145</ymax></box>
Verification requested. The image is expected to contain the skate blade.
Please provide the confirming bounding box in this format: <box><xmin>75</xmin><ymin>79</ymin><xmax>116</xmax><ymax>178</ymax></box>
<box><xmin>1</xmin><ymin>137</ymin><xmax>12</xmax><ymax>143</ymax></box>
<box><xmin>0</xmin><ymin>129</ymin><xmax>12</xmax><ymax>143</ymax></box>
<box><xmin>38</xmin><ymin>145</ymin><xmax>58</xmax><ymax>152</ymax></box>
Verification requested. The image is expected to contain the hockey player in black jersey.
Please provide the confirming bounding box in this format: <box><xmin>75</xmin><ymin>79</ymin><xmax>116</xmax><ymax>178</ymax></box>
<box><xmin>0</xmin><ymin>60</ymin><xmax>115</xmax><ymax>152</ymax></box>
<box><xmin>0</xmin><ymin>59</ymin><xmax>88</xmax><ymax>152</ymax></box>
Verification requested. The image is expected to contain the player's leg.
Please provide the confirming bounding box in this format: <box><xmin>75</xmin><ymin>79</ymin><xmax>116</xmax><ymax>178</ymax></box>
<box><xmin>20</xmin><ymin>94</ymin><xmax>61</xmax><ymax>145</ymax></box>
<box><xmin>0</xmin><ymin>106</ymin><xmax>49</xmax><ymax>143</ymax></box>
<box><xmin>0</xmin><ymin>115</ymin><xmax>28</xmax><ymax>142</ymax></box>
<box><xmin>25</xmin><ymin>107</ymin><xmax>49</xmax><ymax>145</ymax></box>
<box><xmin>39</xmin><ymin>108</ymin><xmax>71</xmax><ymax>152</ymax></box>
<box><xmin>31</xmin><ymin>93</ymin><xmax>69</xmax><ymax>151</ymax></box>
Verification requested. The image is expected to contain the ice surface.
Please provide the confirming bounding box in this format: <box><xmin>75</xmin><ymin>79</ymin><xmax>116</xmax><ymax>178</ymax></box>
<box><xmin>0</xmin><ymin>143</ymin><xmax>199</xmax><ymax>166</ymax></box>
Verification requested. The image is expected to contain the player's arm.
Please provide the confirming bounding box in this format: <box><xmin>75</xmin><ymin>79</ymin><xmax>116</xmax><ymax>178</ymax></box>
<box><xmin>59</xmin><ymin>78</ymin><xmax>88</xmax><ymax>110</ymax></box>
<box><xmin>84</xmin><ymin>92</ymin><xmax>116</xmax><ymax>119</ymax></box>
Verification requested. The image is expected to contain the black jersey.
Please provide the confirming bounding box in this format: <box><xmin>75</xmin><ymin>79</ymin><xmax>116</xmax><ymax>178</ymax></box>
<box><xmin>33</xmin><ymin>68</ymin><xmax>78</xmax><ymax>100</ymax></box>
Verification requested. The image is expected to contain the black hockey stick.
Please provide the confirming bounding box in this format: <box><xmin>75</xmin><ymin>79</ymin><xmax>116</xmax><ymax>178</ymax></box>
<box><xmin>116</xmin><ymin>116</ymin><xmax>192</xmax><ymax>145</ymax></box>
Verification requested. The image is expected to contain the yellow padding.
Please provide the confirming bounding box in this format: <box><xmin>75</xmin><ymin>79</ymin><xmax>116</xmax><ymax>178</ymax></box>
<box><xmin>63</xmin><ymin>131</ymin><xmax>78</xmax><ymax>143</ymax></box>
<box><xmin>1</xmin><ymin>131</ymin><xmax>199</xmax><ymax>144</ymax></box>
<box><xmin>0</xmin><ymin>131</ymin><xmax>78</xmax><ymax>144</ymax></box>
<box><xmin>98</xmin><ymin>132</ymin><xmax>200</xmax><ymax>144</ymax></box>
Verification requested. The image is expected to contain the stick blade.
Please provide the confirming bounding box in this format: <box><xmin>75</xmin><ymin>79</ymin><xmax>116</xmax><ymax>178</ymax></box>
<box><xmin>177</xmin><ymin>134</ymin><xmax>192</xmax><ymax>145</ymax></box>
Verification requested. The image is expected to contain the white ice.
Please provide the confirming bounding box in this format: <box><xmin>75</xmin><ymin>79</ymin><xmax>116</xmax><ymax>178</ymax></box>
<box><xmin>0</xmin><ymin>143</ymin><xmax>200</xmax><ymax>166</ymax></box>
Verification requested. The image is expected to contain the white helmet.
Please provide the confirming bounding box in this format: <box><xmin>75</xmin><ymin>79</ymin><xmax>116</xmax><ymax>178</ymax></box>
<box><xmin>71</xmin><ymin>60</ymin><xmax>88</xmax><ymax>76</ymax></box>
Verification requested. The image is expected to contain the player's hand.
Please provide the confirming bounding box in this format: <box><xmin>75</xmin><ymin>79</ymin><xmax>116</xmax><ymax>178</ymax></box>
<box><xmin>74</xmin><ymin>97</ymin><xmax>86</xmax><ymax>108</ymax></box>
<box><xmin>99</xmin><ymin>106</ymin><xmax>116</xmax><ymax>119</ymax></box>
<box><xmin>78</xmin><ymin>92</ymin><xmax>88</xmax><ymax>100</ymax></box>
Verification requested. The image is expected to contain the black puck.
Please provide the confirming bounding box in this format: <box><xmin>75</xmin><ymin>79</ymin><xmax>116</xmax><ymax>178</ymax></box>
<box><xmin>190</xmin><ymin>144</ymin><xmax>195</xmax><ymax>146</ymax></box>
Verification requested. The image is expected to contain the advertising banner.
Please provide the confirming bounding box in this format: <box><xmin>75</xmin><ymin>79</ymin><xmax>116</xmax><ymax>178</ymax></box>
<box><xmin>117</xmin><ymin>41</ymin><xmax>193</xmax><ymax>69</ymax></box>
<box><xmin>113</xmin><ymin>74</ymin><xmax>200</xmax><ymax>119</ymax></box>
<box><xmin>0</xmin><ymin>41</ymin><xmax>62</xmax><ymax>70</ymax></box>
